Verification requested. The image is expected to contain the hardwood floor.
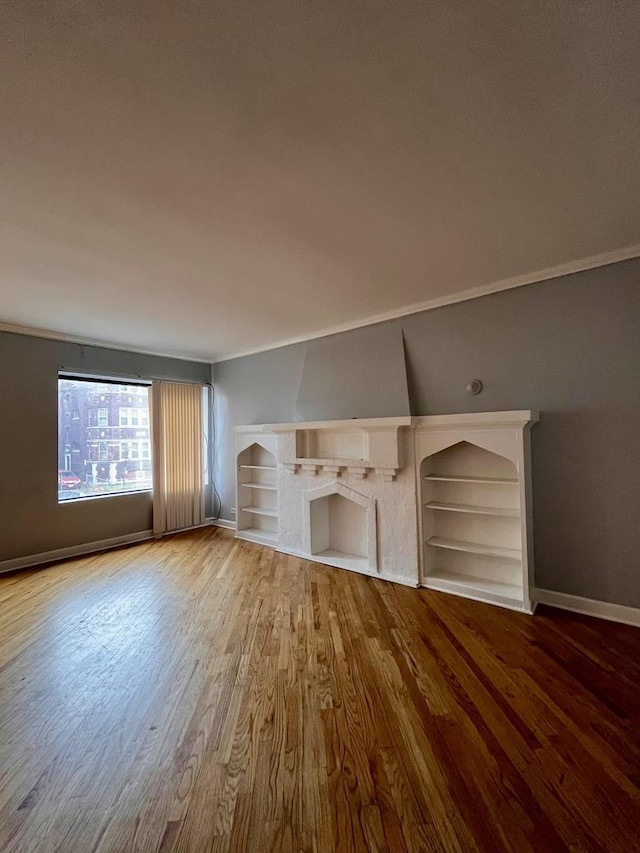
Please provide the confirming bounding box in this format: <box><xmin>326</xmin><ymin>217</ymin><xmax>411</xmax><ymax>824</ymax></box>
<box><xmin>0</xmin><ymin>528</ymin><xmax>639</xmax><ymax>852</ymax></box>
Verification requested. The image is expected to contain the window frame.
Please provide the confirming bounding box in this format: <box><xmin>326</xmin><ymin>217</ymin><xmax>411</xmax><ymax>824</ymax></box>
<box><xmin>57</xmin><ymin>373</ymin><xmax>153</xmax><ymax>503</ymax></box>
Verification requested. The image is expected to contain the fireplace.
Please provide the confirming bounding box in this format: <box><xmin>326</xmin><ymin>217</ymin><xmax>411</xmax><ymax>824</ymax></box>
<box><xmin>234</xmin><ymin>412</ymin><xmax>537</xmax><ymax>608</ymax></box>
<box><xmin>305</xmin><ymin>482</ymin><xmax>377</xmax><ymax>573</ymax></box>
<box><xmin>235</xmin><ymin>417</ymin><xmax>420</xmax><ymax>586</ymax></box>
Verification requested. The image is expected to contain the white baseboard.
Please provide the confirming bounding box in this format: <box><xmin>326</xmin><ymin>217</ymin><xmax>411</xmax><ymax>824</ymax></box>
<box><xmin>210</xmin><ymin>518</ymin><xmax>236</xmax><ymax>530</ymax></box>
<box><xmin>0</xmin><ymin>530</ymin><xmax>154</xmax><ymax>575</ymax></box>
<box><xmin>276</xmin><ymin>545</ymin><xmax>418</xmax><ymax>587</ymax></box>
<box><xmin>535</xmin><ymin>589</ymin><xmax>640</xmax><ymax>628</ymax></box>
<box><xmin>377</xmin><ymin>571</ymin><xmax>420</xmax><ymax>588</ymax></box>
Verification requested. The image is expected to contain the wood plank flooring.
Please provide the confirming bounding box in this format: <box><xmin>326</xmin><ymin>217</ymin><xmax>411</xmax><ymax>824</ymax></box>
<box><xmin>0</xmin><ymin>526</ymin><xmax>639</xmax><ymax>852</ymax></box>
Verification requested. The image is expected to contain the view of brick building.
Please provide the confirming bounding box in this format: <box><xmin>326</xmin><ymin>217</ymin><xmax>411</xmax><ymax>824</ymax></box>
<box><xmin>58</xmin><ymin>378</ymin><xmax>152</xmax><ymax>497</ymax></box>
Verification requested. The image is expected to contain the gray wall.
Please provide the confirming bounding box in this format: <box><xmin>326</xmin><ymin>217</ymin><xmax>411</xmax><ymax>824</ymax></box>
<box><xmin>213</xmin><ymin>258</ymin><xmax>640</xmax><ymax>608</ymax></box>
<box><xmin>0</xmin><ymin>332</ymin><xmax>210</xmax><ymax>563</ymax></box>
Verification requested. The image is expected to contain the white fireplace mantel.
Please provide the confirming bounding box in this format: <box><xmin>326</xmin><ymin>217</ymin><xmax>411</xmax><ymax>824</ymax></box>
<box><xmin>264</xmin><ymin>416</ymin><xmax>412</xmax><ymax>481</ymax></box>
<box><xmin>234</xmin><ymin>411</ymin><xmax>537</xmax><ymax>611</ymax></box>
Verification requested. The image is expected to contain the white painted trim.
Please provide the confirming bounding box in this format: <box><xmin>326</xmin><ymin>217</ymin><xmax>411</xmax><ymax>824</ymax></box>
<box><xmin>536</xmin><ymin>589</ymin><xmax>640</xmax><ymax>628</ymax></box>
<box><xmin>377</xmin><ymin>572</ymin><xmax>420</xmax><ymax>588</ymax></box>
<box><xmin>276</xmin><ymin>546</ymin><xmax>418</xmax><ymax>587</ymax></box>
<box><xmin>3</xmin><ymin>245</ymin><xmax>638</xmax><ymax>364</ymax></box>
<box><xmin>0</xmin><ymin>530</ymin><xmax>154</xmax><ymax>575</ymax></box>
<box><xmin>213</xmin><ymin>243</ymin><xmax>640</xmax><ymax>362</ymax></box>
<box><xmin>159</xmin><ymin>520</ymin><xmax>214</xmax><ymax>536</ymax></box>
<box><xmin>263</xmin><ymin>416</ymin><xmax>413</xmax><ymax>432</ymax></box>
<box><xmin>211</xmin><ymin>518</ymin><xmax>237</xmax><ymax>530</ymax></box>
<box><xmin>0</xmin><ymin>320</ymin><xmax>212</xmax><ymax>364</ymax></box>
<box><xmin>414</xmin><ymin>410</ymin><xmax>538</xmax><ymax>431</ymax></box>
<box><xmin>421</xmin><ymin>581</ymin><xmax>532</xmax><ymax>615</ymax></box>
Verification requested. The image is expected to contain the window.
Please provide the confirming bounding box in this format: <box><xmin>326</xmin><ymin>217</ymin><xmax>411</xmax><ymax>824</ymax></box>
<box><xmin>119</xmin><ymin>407</ymin><xmax>148</xmax><ymax>427</ymax></box>
<box><xmin>58</xmin><ymin>377</ymin><xmax>152</xmax><ymax>501</ymax></box>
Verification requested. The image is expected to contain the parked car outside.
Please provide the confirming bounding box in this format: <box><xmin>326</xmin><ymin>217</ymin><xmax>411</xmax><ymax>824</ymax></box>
<box><xmin>58</xmin><ymin>470</ymin><xmax>81</xmax><ymax>489</ymax></box>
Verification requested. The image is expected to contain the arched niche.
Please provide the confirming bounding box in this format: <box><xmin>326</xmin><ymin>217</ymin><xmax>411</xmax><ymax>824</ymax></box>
<box><xmin>236</xmin><ymin>441</ymin><xmax>278</xmax><ymax>543</ymax></box>
<box><xmin>419</xmin><ymin>440</ymin><xmax>523</xmax><ymax>604</ymax></box>
<box><xmin>420</xmin><ymin>440</ymin><xmax>518</xmax><ymax>483</ymax></box>
<box><xmin>304</xmin><ymin>482</ymin><xmax>377</xmax><ymax>574</ymax></box>
<box><xmin>420</xmin><ymin>441</ymin><xmax>521</xmax><ymax>546</ymax></box>
<box><xmin>237</xmin><ymin>441</ymin><xmax>276</xmax><ymax>470</ymax></box>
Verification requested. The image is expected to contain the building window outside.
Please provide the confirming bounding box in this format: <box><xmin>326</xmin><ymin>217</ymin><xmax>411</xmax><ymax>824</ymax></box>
<box><xmin>119</xmin><ymin>407</ymin><xmax>148</xmax><ymax>427</ymax></box>
<box><xmin>58</xmin><ymin>377</ymin><xmax>153</xmax><ymax>502</ymax></box>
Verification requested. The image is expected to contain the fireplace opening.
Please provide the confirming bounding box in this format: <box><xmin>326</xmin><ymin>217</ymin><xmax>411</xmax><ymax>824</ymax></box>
<box><xmin>309</xmin><ymin>492</ymin><xmax>368</xmax><ymax>567</ymax></box>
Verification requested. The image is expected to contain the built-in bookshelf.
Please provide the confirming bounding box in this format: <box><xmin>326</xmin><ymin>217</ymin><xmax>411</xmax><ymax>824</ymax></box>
<box><xmin>232</xmin><ymin>413</ymin><xmax>537</xmax><ymax>610</ymax></box>
<box><xmin>235</xmin><ymin>437</ymin><xmax>279</xmax><ymax>547</ymax></box>
<box><xmin>415</xmin><ymin>411</ymin><xmax>538</xmax><ymax>613</ymax></box>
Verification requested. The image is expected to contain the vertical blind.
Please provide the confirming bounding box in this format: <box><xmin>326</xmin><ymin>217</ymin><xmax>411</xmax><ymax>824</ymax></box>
<box><xmin>151</xmin><ymin>380</ymin><xmax>205</xmax><ymax>536</ymax></box>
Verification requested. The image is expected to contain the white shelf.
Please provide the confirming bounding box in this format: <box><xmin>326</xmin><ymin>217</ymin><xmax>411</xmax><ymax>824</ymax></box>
<box><xmin>236</xmin><ymin>528</ymin><xmax>278</xmax><ymax>546</ymax></box>
<box><xmin>312</xmin><ymin>549</ymin><xmax>370</xmax><ymax>573</ymax></box>
<box><xmin>239</xmin><ymin>506</ymin><xmax>278</xmax><ymax>518</ymax></box>
<box><xmin>426</xmin><ymin>536</ymin><xmax>521</xmax><ymax>562</ymax></box>
<box><xmin>424</xmin><ymin>569</ymin><xmax>523</xmax><ymax>608</ymax></box>
<box><xmin>425</xmin><ymin>501</ymin><xmax>520</xmax><ymax>518</ymax></box>
<box><xmin>294</xmin><ymin>457</ymin><xmax>369</xmax><ymax>466</ymax></box>
<box><xmin>236</xmin><ymin>437</ymin><xmax>280</xmax><ymax>552</ymax></box>
<box><xmin>240</xmin><ymin>482</ymin><xmax>278</xmax><ymax>491</ymax></box>
<box><xmin>423</xmin><ymin>474</ymin><xmax>517</xmax><ymax>485</ymax></box>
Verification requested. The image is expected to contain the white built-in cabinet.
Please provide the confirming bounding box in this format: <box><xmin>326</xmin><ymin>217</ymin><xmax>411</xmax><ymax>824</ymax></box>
<box><xmin>415</xmin><ymin>411</ymin><xmax>538</xmax><ymax>613</ymax></box>
<box><xmin>234</xmin><ymin>411</ymin><xmax>538</xmax><ymax>614</ymax></box>
<box><xmin>235</xmin><ymin>428</ymin><xmax>279</xmax><ymax>546</ymax></box>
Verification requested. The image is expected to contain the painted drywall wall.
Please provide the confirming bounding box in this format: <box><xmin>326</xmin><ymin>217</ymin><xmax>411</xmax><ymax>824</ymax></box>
<box><xmin>0</xmin><ymin>332</ymin><xmax>210</xmax><ymax>563</ymax></box>
<box><xmin>295</xmin><ymin>324</ymin><xmax>410</xmax><ymax>421</ymax></box>
<box><xmin>212</xmin><ymin>322</ymin><xmax>411</xmax><ymax>523</ymax></box>
<box><xmin>213</xmin><ymin>258</ymin><xmax>640</xmax><ymax>608</ymax></box>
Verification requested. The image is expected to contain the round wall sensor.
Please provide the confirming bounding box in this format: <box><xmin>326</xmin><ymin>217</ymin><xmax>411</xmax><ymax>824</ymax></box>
<box><xmin>466</xmin><ymin>379</ymin><xmax>483</xmax><ymax>395</ymax></box>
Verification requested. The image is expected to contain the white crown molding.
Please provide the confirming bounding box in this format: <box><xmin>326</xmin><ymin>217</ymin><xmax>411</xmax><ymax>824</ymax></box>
<box><xmin>536</xmin><ymin>588</ymin><xmax>640</xmax><ymax>628</ymax></box>
<box><xmin>0</xmin><ymin>320</ymin><xmax>213</xmax><ymax>364</ymax></box>
<box><xmin>213</xmin><ymin>243</ymin><xmax>640</xmax><ymax>363</ymax></box>
<box><xmin>1</xmin><ymin>243</ymin><xmax>638</xmax><ymax>364</ymax></box>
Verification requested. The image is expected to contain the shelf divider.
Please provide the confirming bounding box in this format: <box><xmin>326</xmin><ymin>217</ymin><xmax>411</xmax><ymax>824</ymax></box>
<box><xmin>239</xmin><ymin>506</ymin><xmax>278</xmax><ymax>518</ymax></box>
<box><xmin>423</xmin><ymin>474</ymin><xmax>517</xmax><ymax>485</ymax></box>
<box><xmin>425</xmin><ymin>501</ymin><xmax>520</xmax><ymax>518</ymax></box>
<box><xmin>240</xmin><ymin>482</ymin><xmax>278</xmax><ymax>491</ymax></box>
<box><xmin>424</xmin><ymin>569</ymin><xmax>523</xmax><ymax>605</ymax></box>
<box><xmin>425</xmin><ymin>536</ymin><xmax>521</xmax><ymax>561</ymax></box>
